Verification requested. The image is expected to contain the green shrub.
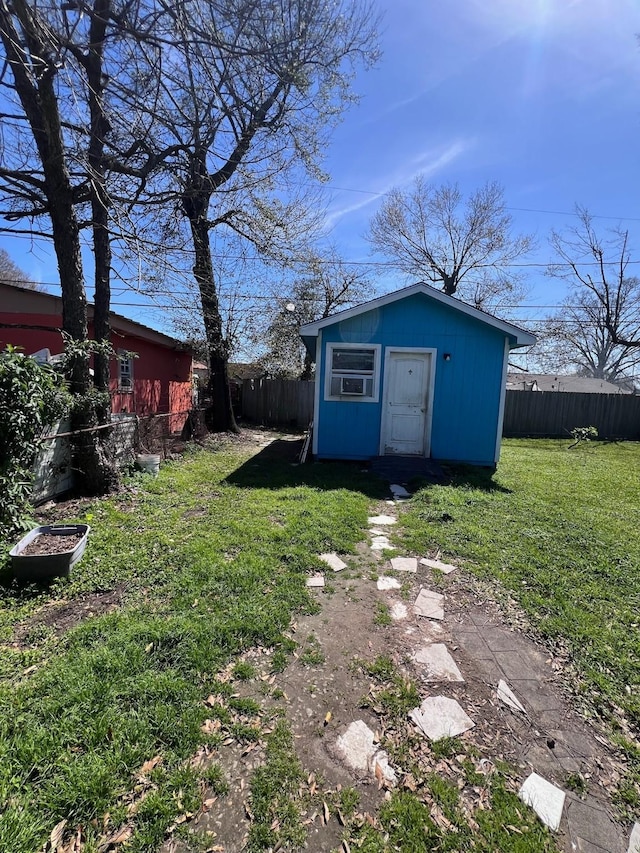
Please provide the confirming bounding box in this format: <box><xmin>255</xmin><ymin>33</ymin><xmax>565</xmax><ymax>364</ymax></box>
<box><xmin>0</xmin><ymin>346</ymin><xmax>70</xmax><ymax>540</ymax></box>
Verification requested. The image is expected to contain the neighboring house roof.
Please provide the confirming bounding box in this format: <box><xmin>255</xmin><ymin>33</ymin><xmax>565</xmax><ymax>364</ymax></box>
<box><xmin>227</xmin><ymin>362</ymin><xmax>266</xmax><ymax>381</ymax></box>
<box><xmin>300</xmin><ymin>282</ymin><xmax>537</xmax><ymax>358</ymax></box>
<box><xmin>507</xmin><ymin>373</ymin><xmax>632</xmax><ymax>394</ymax></box>
<box><xmin>0</xmin><ymin>280</ymin><xmax>187</xmax><ymax>350</ymax></box>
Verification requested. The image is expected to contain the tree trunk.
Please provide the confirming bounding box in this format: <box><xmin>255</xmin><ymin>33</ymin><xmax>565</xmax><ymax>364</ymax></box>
<box><xmin>0</xmin><ymin>0</ymin><xmax>117</xmax><ymax>494</ymax></box>
<box><xmin>183</xmin><ymin>186</ymin><xmax>238</xmax><ymax>433</ymax></box>
<box><xmin>301</xmin><ymin>350</ymin><xmax>314</xmax><ymax>380</ymax></box>
<box><xmin>87</xmin><ymin>0</ymin><xmax>113</xmax><ymax>403</ymax></box>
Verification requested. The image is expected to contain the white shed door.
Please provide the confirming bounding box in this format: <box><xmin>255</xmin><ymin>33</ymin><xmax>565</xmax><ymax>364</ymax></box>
<box><xmin>382</xmin><ymin>351</ymin><xmax>432</xmax><ymax>456</ymax></box>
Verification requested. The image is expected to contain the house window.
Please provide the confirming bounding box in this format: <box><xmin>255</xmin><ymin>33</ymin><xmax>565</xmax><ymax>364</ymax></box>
<box><xmin>325</xmin><ymin>343</ymin><xmax>381</xmax><ymax>402</ymax></box>
<box><xmin>118</xmin><ymin>350</ymin><xmax>134</xmax><ymax>391</ymax></box>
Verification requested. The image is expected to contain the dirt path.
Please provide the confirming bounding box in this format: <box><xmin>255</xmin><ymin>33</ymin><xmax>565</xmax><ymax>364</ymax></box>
<box><xmin>162</xmin><ymin>483</ymin><xmax>635</xmax><ymax>853</ymax></box>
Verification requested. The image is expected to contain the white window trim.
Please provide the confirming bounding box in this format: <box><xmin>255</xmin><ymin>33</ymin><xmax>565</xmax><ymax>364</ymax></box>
<box><xmin>118</xmin><ymin>349</ymin><xmax>134</xmax><ymax>392</ymax></box>
<box><xmin>324</xmin><ymin>342</ymin><xmax>381</xmax><ymax>403</ymax></box>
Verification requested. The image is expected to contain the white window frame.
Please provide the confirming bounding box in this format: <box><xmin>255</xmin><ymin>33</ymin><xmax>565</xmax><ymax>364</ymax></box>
<box><xmin>118</xmin><ymin>349</ymin><xmax>134</xmax><ymax>392</ymax></box>
<box><xmin>324</xmin><ymin>342</ymin><xmax>381</xmax><ymax>403</ymax></box>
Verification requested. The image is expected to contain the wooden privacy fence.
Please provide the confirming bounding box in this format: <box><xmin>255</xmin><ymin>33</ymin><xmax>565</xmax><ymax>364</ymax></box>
<box><xmin>241</xmin><ymin>378</ymin><xmax>315</xmax><ymax>427</ymax></box>
<box><xmin>503</xmin><ymin>390</ymin><xmax>640</xmax><ymax>439</ymax></box>
<box><xmin>242</xmin><ymin>379</ymin><xmax>640</xmax><ymax>440</ymax></box>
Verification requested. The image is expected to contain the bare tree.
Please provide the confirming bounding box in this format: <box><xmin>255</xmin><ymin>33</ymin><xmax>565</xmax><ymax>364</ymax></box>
<box><xmin>549</xmin><ymin>207</ymin><xmax>640</xmax><ymax>350</ymax></box>
<box><xmin>535</xmin><ymin>282</ymin><xmax>640</xmax><ymax>382</ymax></box>
<box><xmin>0</xmin><ymin>0</ymin><xmax>120</xmax><ymax>491</ymax></box>
<box><xmin>367</xmin><ymin>178</ymin><xmax>534</xmax><ymax>310</ymax></box>
<box><xmin>122</xmin><ymin>0</ymin><xmax>379</xmax><ymax>432</ymax></box>
<box><xmin>255</xmin><ymin>250</ymin><xmax>373</xmax><ymax>378</ymax></box>
<box><xmin>0</xmin><ymin>248</ymin><xmax>33</xmax><ymax>287</ymax></box>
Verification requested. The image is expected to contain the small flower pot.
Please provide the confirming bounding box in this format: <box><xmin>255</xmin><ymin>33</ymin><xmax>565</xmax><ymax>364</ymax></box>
<box><xmin>136</xmin><ymin>454</ymin><xmax>161</xmax><ymax>476</ymax></box>
<box><xmin>9</xmin><ymin>524</ymin><xmax>91</xmax><ymax>582</ymax></box>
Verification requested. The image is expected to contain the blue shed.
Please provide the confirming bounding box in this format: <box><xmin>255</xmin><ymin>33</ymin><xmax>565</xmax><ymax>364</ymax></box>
<box><xmin>299</xmin><ymin>282</ymin><xmax>536</xmax><ymax>467</ymax></box>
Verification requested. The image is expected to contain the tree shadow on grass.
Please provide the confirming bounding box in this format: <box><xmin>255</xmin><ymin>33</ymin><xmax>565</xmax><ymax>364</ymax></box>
<box><xmin>412</xmin><ymin>463</ymin><xmax>512</xmax><ymax>495</ymax></box>
<box><xmin>224</xmin><ymin>439</ymin><xmax>390</xmax><ymax>499</ymax></box>
<box><xmin>225</xmin><ymin>440</ymin><xmax>512</xmax><ymax>498</ymax></box>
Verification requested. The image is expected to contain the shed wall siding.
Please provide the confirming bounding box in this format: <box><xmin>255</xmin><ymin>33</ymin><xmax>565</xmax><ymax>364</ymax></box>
<box><xmin>316</xmin><ymin>294</ymin><xmax>506</xmax><ymax>465</ymax></box>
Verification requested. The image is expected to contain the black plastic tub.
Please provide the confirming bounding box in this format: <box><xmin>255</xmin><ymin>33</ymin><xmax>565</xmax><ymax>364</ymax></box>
<box><xmin>9</xmin><ymin>524</ymin><xmax>91</xmax><ymax>582</ymax></box>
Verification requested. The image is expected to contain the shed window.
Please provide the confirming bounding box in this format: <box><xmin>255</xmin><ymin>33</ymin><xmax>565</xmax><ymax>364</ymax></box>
<box><xmin>325</xmin><ymin>344</ymin><xmax>380</xmax><ymax>402</ymax></box>
<box><xmin>118</xmin><ymin>350</ymin><xmax>134</xmax><ymax>391</ymax></box>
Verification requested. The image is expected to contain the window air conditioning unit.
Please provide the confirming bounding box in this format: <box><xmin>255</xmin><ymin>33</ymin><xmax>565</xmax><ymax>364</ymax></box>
<box><xmin>340</xmin><ymin>376</ymin><xmax>365</xmax><ymax>395</ymax></box>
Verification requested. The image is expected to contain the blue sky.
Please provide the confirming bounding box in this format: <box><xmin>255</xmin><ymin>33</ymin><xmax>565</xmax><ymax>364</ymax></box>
<box><xmin>321</xmin><ymin>0</ymin><xmax>640</xmax><ymax>364</ymax></box>
<box><xmin>2</xmin><ymin>0</ymin><xmax>639</xmax><ymax>367</ymax></box>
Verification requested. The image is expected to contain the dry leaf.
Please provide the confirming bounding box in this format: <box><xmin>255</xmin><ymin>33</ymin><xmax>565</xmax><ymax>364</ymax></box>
<box><xmin>323</xmin><ymin>801</ymin><xmax>330</xmax><ymax>824</ymax></box>
<box><xmin>44</xmin><ymin>819</ymin><xmax>67</xmax><ymax>852</ymax></box>
<box><xmin>144</xmin><ymin>642</ymin><xmax>153</xmax><ymax>653</ymax></box>
<box><xmin>97</xmin><ymin>824</ymin><xmax>133</xmax><ymax>852</ymax></box>
<box><xmin>60</xmin><ymin>828</ymin><xmax>83</xmax><ymax>853</ymax></box>
<box><xmin>139</xmin><ymin>755</ymin><xmax>162</xmax><ymax>776</ymax></box>
<box><xmin>342</xmin><ymin>841</ymin><xmax>351</xmax><ymax>853</ymax></box>
<box><xmin>23</xmin><ymin>665</ymin><xmax>38</xmax><ymax>675</ymax></box>
<box><xmin>324</xmin><ymin>711</ymin><xmax>332</xmax><ymax>726</ymax></box>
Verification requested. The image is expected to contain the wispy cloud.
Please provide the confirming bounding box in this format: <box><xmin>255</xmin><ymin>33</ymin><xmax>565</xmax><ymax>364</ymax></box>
<box><xmin>323</xmin><ymin>138</ymin><xmax>473</xmax><ymax>230</ymax></box>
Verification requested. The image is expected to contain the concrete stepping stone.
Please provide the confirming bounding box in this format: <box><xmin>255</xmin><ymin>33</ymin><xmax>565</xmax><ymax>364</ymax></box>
<box><xmin>306</xmin><ymin>574</ymin><xmax>325</xmax><ymax>588</ymax></box>
<box><xmin>628</xmin><ymin>822</ymin><xmax>640</xmax><ymax>853</ymax></box>
<box><xmin>412</xmin><ymin>644</ymin><xmax>464</xmax><ymax>682</ymax></box>
<box><xmin>519</xmin><ymin>772</ymin><xmax>565</xmax><ymax>832</ymax></box>
<box><xmin>409</xmin><ymin>696</ymin><xmax>475</xmax><ymax>741</ymax></box>
<box><xmin>368</xmin><ymin>515</ymin><xmax>396</xmax><ymax>525</ymax></box>
<box><xmin>390</xmin><ymin>601</ymin><xmax>408</xmax><ymax>620</ymax></box>
<box><xmin>420</xmin><ymin>557</ymin><xmax>457</xmax><ymax>574</ymax></box>
<box><xmin>335</xmin><ymin>720</ymin><xmax>396</xmax><ymax>785</ymax></box>
<box><xmin>496</xmin><ymin>679</ymin><xmax>526</xmax><ymax>713</ymax></box>
<box><xmin>371</xmin><ymin>536</ymin><xmax>394</xmax><ymax>551</ymax></box>
<box><xmin>369</xmin><ymin>528</ymin><xmax>387</xmax><ymax>536</ymax></box>
<box><xmin>390</xmin><ymin>484</ymin><xmax>410</xmax><ymax>499</ymax></box>
<box><xmin>377</xmin><ymin>576</ymin><xmax>401</xmax><ymax>591</ymax></box>
<box><xmin>390</xmin><ymin>556</ymin><xmax>417</xmax><ymax>573</ymax></box>
<box><xmin>413</xmin><ymin>588</ymin><xmax>445</xmax><ymax>620</ymax></box>
<box><xmin>319</xmin><ymin>553</ymin><xmax>347</xmax><ymax>572</ymax></box>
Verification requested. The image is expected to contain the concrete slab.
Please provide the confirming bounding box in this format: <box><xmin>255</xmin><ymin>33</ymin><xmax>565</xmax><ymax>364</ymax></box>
<box><xmin>377</xmin><ymin>576</ymin><xmax>402</xmax><ymax>591</ymax></box>
<box><xmin>368</xmin><ymin>515</ymin><xmax>396</xmax><ymax>525</ymax></box>
<box><xmin>409</xmin><ymin>696</ymin><xmax>475</xmax><ymax>741</ymax></box>
<box><xmin>514</xmin><ymin>681</ymin><xmax>564</xmax><ymax>713</ymax></box>
<box><xmin>413</xmin><ymin>588</ymin><xmax>445</xmax><ymax>620</ymax></box>
<box><xmin>493</xmin><ymin>651</ymin><xmax>542</xmax><ymax>682</ymax></box>
<box><xmin>628</xmin><ymin>822</ymin><xmax>640</xmax><ymax>853</ymax></box>
<box><xmin>369</xmin><ymin>528</ymin><xmax>386</xmax><ymax>536</ymax></box>
<box><xmin>306</xmin><ymin>574</ymin><xmax>325</xmax><ymax>588</ymax></box>
<box><xmin>336</xmin><ymin>719</ymin><xmax>373</xmax><ymax>772</ymax></box>
<box><xmin>496</xmin><ymin>679</ymin><xmax>526</xmax><ymax>714</ymax></box>
<box><xmin>519</xmin><ymin>772</ymin><xmax>566</xmax><ymax>832</ymax></box>
<box><xmin>319</xmin><ymin>553</ymin><xmax>348</xmax><ymax>572</ymax></box>
<box><xmin>335</xmin><ymin>720</ymin><xmax>396</xmax><ymax>784</ymax></box>
<box><xmin>420</xmin><ymin>557</ymin><xmax>457</xmax><ymax>574</ymax></box>
<box><xmin>455</xmin><ymin>630</ymin><xmax>493</xmax><ymax>658</ymax></box>
<box><xmin>371</xmin><ymin>536</ymin><xmax>394</xmax><ymax>551</ymax></box>
<box><xmin>567</xmin><ymin>797</ymin><xmax>625</xmax><ymax>853</ymax></box>
<box><xmin>390</xmin><ymin>556</ymin><xmax>417</xmax><ymax>573</ymax></box>
<box><xmin>390</xmin><ymin>601</ymin><xmax>408</xmax><ymax>620</ymax></box>
<box><xmin>390</xmin><ymin>484</ymin><xmax>411</xmax><ymax>499</ymax></box>
<box><xmin>412</xmin><ymin>644</ymin><xmax>464</xmax><ymax>682</ymax></box>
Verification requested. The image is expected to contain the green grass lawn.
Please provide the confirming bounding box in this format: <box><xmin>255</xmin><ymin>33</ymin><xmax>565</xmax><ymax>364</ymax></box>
<box><xmin>401</xmin><ymin>438</ymin><xmax>640</xmax><ymax>807</ymax></box>
<box><xmin>0</xmin><ymin>440</ymin><xmax>382</xmax><ymax>853</ymax></box>
<box><xmin>1</xmin><ymin>436</ymin><xmax>637</xmax><ymax>851</ymax></box>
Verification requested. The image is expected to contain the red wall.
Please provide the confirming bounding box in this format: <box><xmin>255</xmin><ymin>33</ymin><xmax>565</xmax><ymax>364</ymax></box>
<box><xmin>0</xmin><ymin>309</ymin><xmax>193</xmax><ymax>433</ymax></box>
